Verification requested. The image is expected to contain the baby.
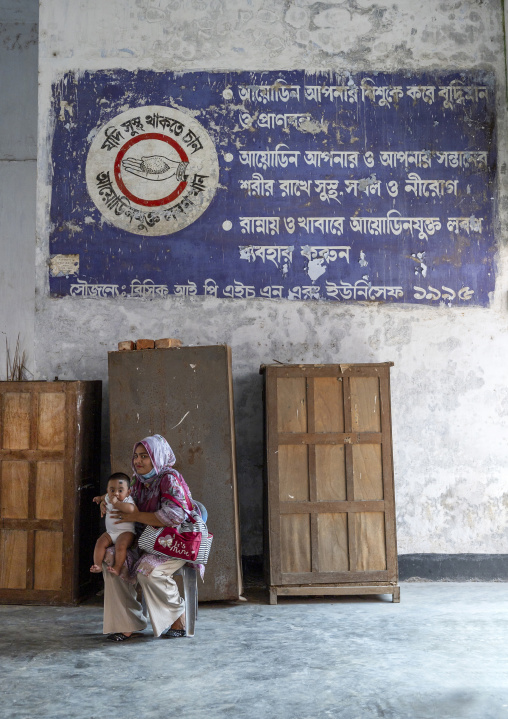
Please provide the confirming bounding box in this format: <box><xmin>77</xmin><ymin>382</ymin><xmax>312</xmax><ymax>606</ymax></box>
<box><xmin>90</xmin><ymin>472</ymin><xmax>136</xmax><ymax>576</ymax></box>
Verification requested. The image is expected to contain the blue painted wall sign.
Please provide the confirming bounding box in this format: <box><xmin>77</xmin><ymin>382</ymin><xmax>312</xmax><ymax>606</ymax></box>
<box><xmin>49</xmin><ymin>70</ymin><xmax>496</xmax><ymax>305</ymax></box>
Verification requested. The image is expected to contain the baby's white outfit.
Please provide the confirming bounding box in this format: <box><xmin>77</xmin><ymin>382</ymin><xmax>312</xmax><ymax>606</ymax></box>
<box><xmin>105</xmin><ymin>495</ymin><xmax>136</xmax><ymax>543</ymax></box>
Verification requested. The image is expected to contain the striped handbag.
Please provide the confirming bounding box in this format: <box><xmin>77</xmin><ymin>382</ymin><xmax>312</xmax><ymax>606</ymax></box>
<box><xmin>138</xmin><ymin>515</ymin><xmax>213</xmax><ymax>564</ymax></box>
<box><xmin>138</xmin><ymin>480</ymin><xmax>212</xmax><ymax>564</ymax></box>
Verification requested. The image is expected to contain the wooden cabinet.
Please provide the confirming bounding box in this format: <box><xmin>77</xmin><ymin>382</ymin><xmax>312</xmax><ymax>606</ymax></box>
<box><xmin>262</xmin><ymin>363</ymin><xmax>399</xmax><ymax>604</ymax></box>
<box><xmin>0</xmin><ymin>381</ymin><xmax>102</xmax><ymax>605</ymax></box>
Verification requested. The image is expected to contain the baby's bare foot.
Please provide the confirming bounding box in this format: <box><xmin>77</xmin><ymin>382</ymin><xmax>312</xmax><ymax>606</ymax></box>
<box><xmin>90</xmin><ymin>564</ymin><xmax>102</xmax><ymax>573</ymax></box>
<box><xmin>107</xmin><ymin>566</ymin><xmax>121</xmax><ymax>576</ymax></box>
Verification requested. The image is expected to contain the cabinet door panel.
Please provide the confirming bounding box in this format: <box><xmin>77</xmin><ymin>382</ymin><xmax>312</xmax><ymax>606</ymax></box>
<box><xmin>277</xmin><ymin>378</ymin><xmax>307</xmax><ymax>433</ymax></box>
<box><xmin>34</xmin><ymin>531</ymin><xmax>63</xmax><ymax>590</ymax></box>
<box><xmin>315</xmin><ymin>445</ymin><xmax>346</xmax><ymax>500</ymax></box>
<box><xmin>350</xmin><ymin>377</ymin><xmax>381</xmax><ymax>432</ymax></box>
<box><xmin>0</xmin><ymin>530</ymin><xmax>28</xmax><ymax>589</ymax></box>
<box><xmin>354</xmin><ymin>512</ymin><xmax>387</xmax><ymax>571</ymax></box>
<box><xmin>278</xmin><ymin>445</ymin><xmax>309</xmax><ymax>501</ymax></box>
<box><xmin>1</xmin><ymin>461</ymin><xmax>30</xmax><ymax>518</ymax></box>
<box><xmin>38</xmin><ymin>393</ymin><xmax>66</xmax><ymax>450</ymax></box>
<box><xmin>280</xmin><ymin>514</ymin><xmax>311</xmax><ymax>573</ymax></box>
<box><xmin>352</xmin><ymin>445</ymin><xmax>383</xmax><ymax>500</ymax></box>
<box><xmin>36</xmin><ymin>462</ymin><xmax>64</xmax><ymax>520</ymax></box>
<box><xmin>314</xmin><ymin>377</ymin><xmax>344</xmax><ymax>432</ymax></box>
<box><xmin>317</xmin><ymin>513</ymin><xmax>349</xmax><ymax>571</ymax></box>
<box><xmin>3</xmin><ymin>393</ymin><xmax>31</xmax><ymax>449</ymax></box>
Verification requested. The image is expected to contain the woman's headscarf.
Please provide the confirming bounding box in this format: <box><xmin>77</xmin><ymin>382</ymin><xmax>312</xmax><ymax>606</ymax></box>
<box><xmin>132</xmin><ymin>434</ymin><xmax>176</xmax><ymax>483</ymax></box>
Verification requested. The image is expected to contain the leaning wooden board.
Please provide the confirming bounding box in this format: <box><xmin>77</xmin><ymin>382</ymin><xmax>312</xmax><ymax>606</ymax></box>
<box><xmin>0</xmin><ymin>381</ymin><xmax>102</xmax><ymax>605</ymax></box>
<box><xmin>261</xmin><ymin>363</ymin><xmax>399</xmax><ymax>604</ymax></box>
<box><xmin>108</xmin><ymin>345</ymin><xmax>243</xmax><ymax>601</ymax></box>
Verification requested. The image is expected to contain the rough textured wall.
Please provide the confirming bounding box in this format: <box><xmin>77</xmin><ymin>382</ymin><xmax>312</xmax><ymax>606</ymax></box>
<box><xmin>36</xmin><ymin>0</ymin><xmax>507</xmax><ymax>556</ymax></box>
<box><xmin>0</xmin><ymin>0</ymin><xmax>37</xmax><ymax>375</ymax></box>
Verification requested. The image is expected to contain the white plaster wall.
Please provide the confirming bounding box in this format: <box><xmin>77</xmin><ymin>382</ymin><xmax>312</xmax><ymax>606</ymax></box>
<box><xmin>36</xmin><ymin>0</ymin><xmax>508</xmax><ymax>556</ymax></box>
<box><xmin>0</xmin><ymin>0</ymin><xmax>37</xmax><ymax>377</ymax></box>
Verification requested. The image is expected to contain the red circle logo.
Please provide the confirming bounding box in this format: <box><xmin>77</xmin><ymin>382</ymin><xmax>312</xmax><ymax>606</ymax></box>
<box><xmin>114</xmin><ymin>133</ymin><xmax>189</xmax><ymax>207</ymax></box>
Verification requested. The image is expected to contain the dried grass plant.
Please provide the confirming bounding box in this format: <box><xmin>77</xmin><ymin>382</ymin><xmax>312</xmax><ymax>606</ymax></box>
<box><xmin>6</xmin><ymin>335</ymin><xmax>31</xmax><ymax>381</ymax></box>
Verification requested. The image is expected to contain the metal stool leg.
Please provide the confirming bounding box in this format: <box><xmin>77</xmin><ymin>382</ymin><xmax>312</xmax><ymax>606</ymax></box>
<box><xmin>181</xmin><ymin>565</ymin><xmax>198</xmax><ymax>637</ymax></box>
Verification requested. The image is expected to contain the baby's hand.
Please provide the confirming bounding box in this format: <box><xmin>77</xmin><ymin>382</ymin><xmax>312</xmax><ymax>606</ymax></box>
<box><xmin>93</xmin><ymin>495</ymin><xmax>107</xmax><ymax>517</ymax></box>
<box><xmin>119</xmin><ymin>501</ymin><xmax>137</xmax><ymax>514</ymax></box>
<box><xmin>110</xmin><ymin>496</ymin><xmax>119</xmax><ymax>506</ymax></box>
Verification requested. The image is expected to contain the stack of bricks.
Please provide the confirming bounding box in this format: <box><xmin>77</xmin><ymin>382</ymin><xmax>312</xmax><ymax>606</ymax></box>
<box><xmin>117</xmin><ymin>338</ymin><xmax>183</xmax><ymax>351</ymax></box>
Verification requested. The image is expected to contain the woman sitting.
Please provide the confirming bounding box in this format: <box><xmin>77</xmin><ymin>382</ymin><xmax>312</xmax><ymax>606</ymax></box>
<box><xmin>102</xmin><ymin>433</ymin><xmax>198</xmax><ymax>641</ymax></box>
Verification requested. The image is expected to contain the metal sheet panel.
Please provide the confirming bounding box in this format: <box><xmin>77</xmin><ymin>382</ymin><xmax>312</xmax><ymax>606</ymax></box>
<box><xmin>108</xmin><ymin>345</ymin><xmax>242</xmax><ymax>601</ymax></box>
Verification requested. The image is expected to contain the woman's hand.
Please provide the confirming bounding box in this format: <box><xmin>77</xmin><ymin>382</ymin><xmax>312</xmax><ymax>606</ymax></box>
<box><xmin>110</xmin><ymin>506</ymin><xmax>165</xmax><ymax>527</ymax></box>
<box><xmin>110</xmin><ymin>505</ymin><xmax>141</xmax><ymax>524</ymax></box>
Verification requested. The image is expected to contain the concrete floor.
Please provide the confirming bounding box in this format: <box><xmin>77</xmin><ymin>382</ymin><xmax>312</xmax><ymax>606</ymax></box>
<box><xmin>0</xmin><ymin>583</ymin><xmax>506</xmax><ymax>719</ymax></box>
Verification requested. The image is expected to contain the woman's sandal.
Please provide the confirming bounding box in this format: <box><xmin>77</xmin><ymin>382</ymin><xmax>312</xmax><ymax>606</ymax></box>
<box><xmin>163</xmin><ymin>628</ymin><xmax>186</xmax><ymax>638</ymax></box>
<box><xmin>106</xmin><ymin>632</ymin><xmax>144</xmax><ymax>642</ymax></box>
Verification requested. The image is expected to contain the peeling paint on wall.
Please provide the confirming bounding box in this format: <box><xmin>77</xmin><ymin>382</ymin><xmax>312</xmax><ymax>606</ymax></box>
<box><xmin>49</xmin><ymin>253</ymin><xmax>79</xmax><ymax>277</ymax></box>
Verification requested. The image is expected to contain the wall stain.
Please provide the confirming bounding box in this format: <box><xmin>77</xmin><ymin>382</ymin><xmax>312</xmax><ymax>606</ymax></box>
<box><xmin>187</xmin><ymin>446</ymin><xmax>203</xmax><ymax>465</ymax></box>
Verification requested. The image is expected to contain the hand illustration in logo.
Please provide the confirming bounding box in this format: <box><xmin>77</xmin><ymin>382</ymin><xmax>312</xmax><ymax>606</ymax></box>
<box><xmin>121</xmin><ymin>155</ymin><xmax>188</xmax><ymax>182</ymax></box>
